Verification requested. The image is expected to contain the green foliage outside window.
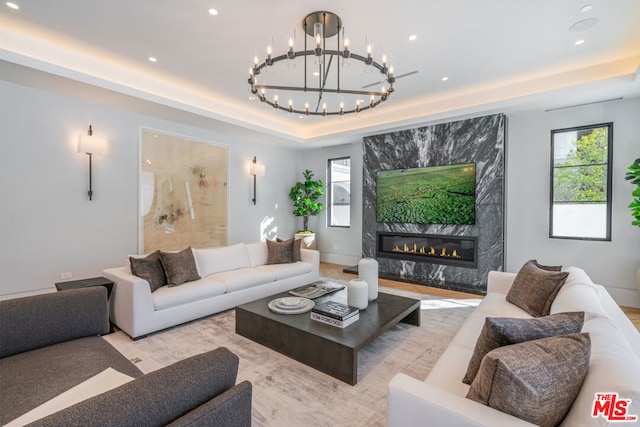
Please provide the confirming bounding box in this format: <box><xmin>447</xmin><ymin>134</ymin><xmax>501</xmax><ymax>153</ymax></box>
<box><xmin>553</xmin><ymin>127</ymin><xmax>608</xmax><ymax>203</ymax></box>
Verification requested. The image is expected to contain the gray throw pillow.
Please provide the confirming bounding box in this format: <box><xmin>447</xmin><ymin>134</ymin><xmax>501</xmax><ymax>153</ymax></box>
<box><xmin>267</xmin><ymin>239</ymin><xmax>295</xmax><ymax>264</ymax></box>
<box><xmin>506</xmin><ymin>260</ymin><xmax>569</xmax><ymax>316</ymax></box>
<box><xmin>159</xmin><ymin>247</ymin><xmax>201</xmax><ymax>287</ymax></box>
<box><xmin>466</xmin><ymin>333</ymin><xmax>591</xmax><ymax>427</ymax></box>
<box><xmin>130</xmin><ymin>250</ymin><xmax>167</xmax><ymax>292</ymax></box>
<box><xmin>462</xmin><ymin>311</ymin><xmax>585</xmax><ymax>385</ymax></box>
<box><xmin>276</xmin><ymin>237</ymin><xmax>302</xmax><ymax>261</ymax></box>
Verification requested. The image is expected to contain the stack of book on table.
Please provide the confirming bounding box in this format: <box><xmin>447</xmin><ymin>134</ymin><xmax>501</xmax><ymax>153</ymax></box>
<box><xmin>311</xmin><ymin>300</ymin><xmax>359</xmax><ymax>328</ymax></box>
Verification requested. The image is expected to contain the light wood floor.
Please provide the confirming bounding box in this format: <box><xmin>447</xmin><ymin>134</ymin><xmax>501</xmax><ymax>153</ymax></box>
<box><xmin>320</xmin><ymin>262</ymin><xmax>640</xmax><ymax>332</ymax></box>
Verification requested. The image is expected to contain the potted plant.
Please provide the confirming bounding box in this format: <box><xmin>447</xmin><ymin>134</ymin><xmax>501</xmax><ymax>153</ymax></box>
<box><xmin>625</xmin><ymin>158</ymin><xmax>640</xmax><ymax>290</ymax></box>
<box><xmin>289</xmin><ymin>169</ymin><xmax>324</xmax><ymax>249</ymax></box>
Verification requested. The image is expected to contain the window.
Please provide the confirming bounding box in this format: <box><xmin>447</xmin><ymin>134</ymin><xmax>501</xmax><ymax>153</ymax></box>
<box><xmin>327</xmin><ymin>157</ymin><xmax>351</xmax><ymax>227</ymax></box>
<box><xmin>550</xmin><ymin>123</ymin><xmax>613</xmax><ymax>240</ymax></box>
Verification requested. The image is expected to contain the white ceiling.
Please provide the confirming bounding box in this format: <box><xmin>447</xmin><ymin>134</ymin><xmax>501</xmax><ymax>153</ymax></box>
<box><xmin>1</xmin><ymin>0</ymin><xmax>639</xmax><ymax>148</ymax></box>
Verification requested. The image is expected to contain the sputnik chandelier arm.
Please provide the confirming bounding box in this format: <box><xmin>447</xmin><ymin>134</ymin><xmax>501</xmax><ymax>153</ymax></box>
<box><xmin>247</xmin><ymin>11</ymin><xmax>396</xmax><ymax>116</ymax></box>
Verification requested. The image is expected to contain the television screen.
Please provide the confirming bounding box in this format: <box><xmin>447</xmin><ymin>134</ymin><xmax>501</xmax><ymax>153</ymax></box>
<box><xmin>376</xmin><ymin>163</ymin><xmax>476</xmax><ymax>225</ymax></box>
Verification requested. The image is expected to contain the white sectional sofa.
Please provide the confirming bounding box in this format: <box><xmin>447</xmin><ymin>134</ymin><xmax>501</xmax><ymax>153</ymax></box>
<box><xmin>103</xmin><ymin>242</ymin><xmax>319</xmax><ymax>339</ymax></box>
<box><xmin>388</xmin><ymin>267</ymin><xmax>640</xmax><ymax>426</ymax></box>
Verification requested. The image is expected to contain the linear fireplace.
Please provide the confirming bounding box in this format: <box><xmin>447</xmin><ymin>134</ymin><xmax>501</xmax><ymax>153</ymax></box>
<box><xmin>377</xmin><ymin>232</ymin><xmax>477</xmax><ymax>269</ymax></box>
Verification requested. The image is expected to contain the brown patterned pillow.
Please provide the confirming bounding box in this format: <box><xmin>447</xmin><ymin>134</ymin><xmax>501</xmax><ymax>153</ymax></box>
<box><xmin>159</xmin><ymin>247</ymin><xmax>201</xmax><ymax>287</ymax></box>
<box><xmin>276</xmin><ymin>238</ymin><xmax>302</xmax><ymax>261</ymax></box>
<box><xmin>462</xmin><ymin>311</ymin><xmax>584</xmax><ymax>385</ymax></box>
<box><xmin>130</xmin><ymin>250</ymin><xmax>166</xmax><ymax>292</ymax></box>
<box><xmin>267</xmin><ymin>239</ymin><xmax>295</xmax><ymax>264</ymax></box>
<box><xmin>530</xmin><ymin>259</ymin><xmax>562</xmax><ymax>272</ymax></box>
<box><xmin>467</xmin><ymin>333</ymin><xmax>591</xmax><ymax>427</ymax></box>
<box><xmin>506</xmin><ymin>260</ymin><xmax>569</xmax><ymax>316</ymax></box>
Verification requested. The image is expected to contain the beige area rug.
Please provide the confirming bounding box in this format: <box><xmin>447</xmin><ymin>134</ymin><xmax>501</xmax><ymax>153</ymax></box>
<box><xmin>104</xmin><ymin>286</ymin><xmax>480</xmax><ymax>427</ymax></box>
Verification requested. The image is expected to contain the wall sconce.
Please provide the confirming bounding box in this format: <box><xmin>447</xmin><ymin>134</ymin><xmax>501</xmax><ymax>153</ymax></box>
<box><xmin>249</xmin><ymin>156</ymin><xmax>266</xmax><ymax>205</ymax></box>
<box><xmin>78</xmin><ymin>125</ymin><xmax>107</xmax><ymax>200</ymax></box>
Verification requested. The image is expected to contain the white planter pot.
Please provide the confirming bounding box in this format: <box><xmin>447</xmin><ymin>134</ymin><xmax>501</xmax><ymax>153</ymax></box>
<box><xmin>295</xmin><ymin>232</ymin><xmax>316</xmax><ymax>250</ymax></box>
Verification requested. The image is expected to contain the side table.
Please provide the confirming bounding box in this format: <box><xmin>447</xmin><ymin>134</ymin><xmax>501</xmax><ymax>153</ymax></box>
<box><xmin>55</xmin><ymin>276</ymin><xmax>115</xmax><ymax>332</ymax></box>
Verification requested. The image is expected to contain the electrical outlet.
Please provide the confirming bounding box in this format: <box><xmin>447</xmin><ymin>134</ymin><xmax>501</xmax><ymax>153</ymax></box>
<box><xmin>60</xmin><ymin>272</ymin><xmax>72</xmax><ymax>279</ymax></box>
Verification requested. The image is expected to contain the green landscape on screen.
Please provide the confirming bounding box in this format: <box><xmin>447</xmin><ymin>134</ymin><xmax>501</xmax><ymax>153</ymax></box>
<box><xmin>376</xmin><ymin>163</ymin><xmax>476</xmax><ymax>225</ymax></box>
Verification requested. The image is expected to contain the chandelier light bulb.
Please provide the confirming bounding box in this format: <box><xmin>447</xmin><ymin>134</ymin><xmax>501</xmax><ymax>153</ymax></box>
<box><xmin>365</xmin><ymin>44</ymin><xmax>373</xmax><ymax>65</ymax></box>
<box><xmin>344</xmin><ymin>38</ymin><xmax>349</xmax><ymax>49</ymax></box>
<box><xmin>289</xmin><ymin>38</ymin><xmax>294</xmax><ymax>48</ymax></box>
<box><xmin>382</xmin><ymin>55</ymin><xmax>387</xmax><ymax>66</ymax></box>
<box><xmin>314</xmin><ymin>22</ymin><xmax>323</xmax><ymax>44</ymax></box>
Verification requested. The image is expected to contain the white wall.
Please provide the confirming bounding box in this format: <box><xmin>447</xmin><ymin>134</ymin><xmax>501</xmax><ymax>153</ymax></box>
<box><xmin>506</xmin><ymin>98</ymin><xmax>640</xmax><ymax>308</ymax></box>
<box><xmin>0</xmin><ymin>80</ymin><xmax>302</xmax><ymax>298</ymax></box>
<box><xmin>302</xmin><ymin>142</ymin><xmax>364</xmax><ymax>267</ymax></box>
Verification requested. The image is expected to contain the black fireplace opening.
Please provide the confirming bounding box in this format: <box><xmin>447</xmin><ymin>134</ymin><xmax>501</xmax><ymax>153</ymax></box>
<box><xmin>377</xmin><ymin>232</ymin><xmax>477</xmax><ymax>268</ymax></box>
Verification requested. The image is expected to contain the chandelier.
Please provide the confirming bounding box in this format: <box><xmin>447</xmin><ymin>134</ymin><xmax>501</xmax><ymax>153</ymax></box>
<box><xmin>248</xmin><ymin>11</ymin><xmax>396</xmax><ymax>117</ymax></box>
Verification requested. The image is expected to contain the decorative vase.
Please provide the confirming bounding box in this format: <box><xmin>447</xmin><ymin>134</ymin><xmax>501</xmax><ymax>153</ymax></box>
<box><xmin>294</xmin><ymin>232</ymin><xmax>316</xmax><ymax>250</ymax></box>
<box><xmin>347</xmin><ymin>278</ymin><xmax>368</xmax><ymax>310</ymax></box>
<box><xmin>359</xmin><ymin>257</ymin><xmax>379</xmax><ymax>301</ymax></box>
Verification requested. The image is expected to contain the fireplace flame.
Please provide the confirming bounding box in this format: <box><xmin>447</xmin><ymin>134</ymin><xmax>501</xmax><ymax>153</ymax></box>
<box><xmin>392</xmin><ymin>244</ymin><xmax>461</xmax><ymax>259</ymax></box>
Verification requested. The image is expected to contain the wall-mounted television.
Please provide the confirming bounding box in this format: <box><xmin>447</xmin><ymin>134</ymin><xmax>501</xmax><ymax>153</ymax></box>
<box><xmin>376</xmin><ymin>163</ymin><xmax>476</xmax><ymax>225</ymax></box>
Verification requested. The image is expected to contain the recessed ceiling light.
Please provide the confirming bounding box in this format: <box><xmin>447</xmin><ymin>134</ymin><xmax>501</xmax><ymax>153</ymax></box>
<box><xmin>575</xmin><ymin>39</ymin><xmax>585</xmax><ymax>45</ymax></box>
<box><xmin>6</xmin><ymin>2</ymin><xmax>19</xmax><ymax>9</ymax></box>
<box><xmin>569</xmin><ymin>17</ymin><xmax>598</xmax><ymax>32</ymax></box>
<box><xmin>148</xmin><ymin>56</ymin><xmax>157</xmax><ymax>62</ymax></box>
<box><xmin>441</xmin><ymin>76</ymin><xmax>449</xmax><ymax>81</ymax></box>
<box><xmin>409</xmin><ymin>35</ymin><xmax>417</xmax><ymax>41</ymax></box>
<box><xmin>208</xmin><ymin>8</ymin><xmax>218</xmax><ymax>16</ymax></box>
<box><xmin>313</xmin><ymin>71</ymin><xmax>319</xmax><ymax>76</ymax></box>
<box><xmin>580</xmin><ymin>4</ymin><xmax>593</xmax><ymax>13</ymax></box>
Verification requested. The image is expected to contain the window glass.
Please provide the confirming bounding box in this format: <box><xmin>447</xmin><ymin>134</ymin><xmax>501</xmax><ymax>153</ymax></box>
<box><xmin>327</xmin><ymin>157</ymin><xmax>351</xmax><ymax>227</ymax></box>
<box><xmin>550</xmin><ymin>123</ymin><xmax>612</xmax><ymax>240</ymax></box>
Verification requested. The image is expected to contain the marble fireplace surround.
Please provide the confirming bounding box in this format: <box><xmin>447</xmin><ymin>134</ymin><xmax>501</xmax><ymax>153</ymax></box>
<box><xmin>362</xmin><ymin>113</ymin><xmax>506</xmax><ymax>294</ymax></box>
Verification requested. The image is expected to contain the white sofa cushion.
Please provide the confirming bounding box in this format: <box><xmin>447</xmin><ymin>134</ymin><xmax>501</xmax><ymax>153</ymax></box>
<box><xmin>472</xmin><ymin>293</ymin><xmax>532</xmax><ymax>319</ymax></box>
<box><xmin>425</xmin><ymin>345</ymin><xmax>473</xmax><ymax>396</ymax></box>
<box><xmin>194</xmin><ymin>244</ymin><xmax>250</xmax><ymax>277</ymax></box>
<box><xmin>562</xmin><ymin>316</ymin><xmax>640</xmax><ymax>426</ymax></box>
<box><xmin>211</xmin><ymin>268</ymin><xmax>277</xmax><ymax>293</ymax></box>
<box><xmin>256</xmin><ymin>262</ymin><xmax>313</xmax><ymax>280</ymax></box>
<box><xmin>551</xmin><ymin>267</ymin><xmax>609</xmax><ymax>321</ymax></box>
<box><xmin>246</xmin><ymin>242</ymin><xmax>268</xmax><ymax>268</ymax></box>
<box><xmin>152</xmin><ymin>276</ymin><xmax>226</xmax><ymax>311</ymax></box>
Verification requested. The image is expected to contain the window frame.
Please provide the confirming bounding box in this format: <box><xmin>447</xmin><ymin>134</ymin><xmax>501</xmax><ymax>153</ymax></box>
<box><xmin>549</xmin><ymin>122</ymin><xmax>613</xmax><ymax>241</ymax></box>
<box><xmin>327</xmin><ymin>156</ymin><xmax>351</xmax><ymax>228</ymax></box>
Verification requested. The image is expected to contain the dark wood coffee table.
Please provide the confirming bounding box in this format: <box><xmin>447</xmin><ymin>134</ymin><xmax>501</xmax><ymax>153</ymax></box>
<box><xmin>235</xmin><ymin>288</ymin><xmax>420</xmax><ymax>385</ymax></box>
